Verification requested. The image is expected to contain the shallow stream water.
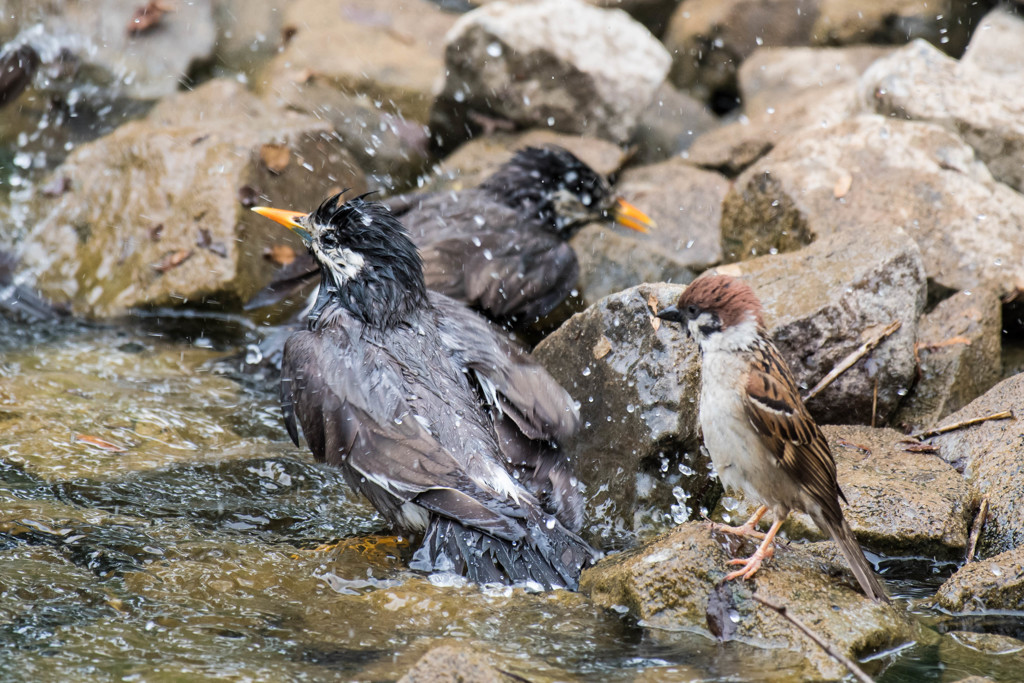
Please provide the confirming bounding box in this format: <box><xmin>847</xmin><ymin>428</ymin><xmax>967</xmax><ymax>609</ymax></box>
<box><xmin>0</xmin><ymin>322</ymin><xmax>1021</xmax><ymax>681</ymax></box>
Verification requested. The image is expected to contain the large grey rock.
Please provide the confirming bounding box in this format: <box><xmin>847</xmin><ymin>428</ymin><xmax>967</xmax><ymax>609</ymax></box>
<box><xmin>430</xmin><ymin>0</ymin><xmax>671</xmax><ymax>150</ymax></box>
<box><xmin>933</xmin><ymin>374</ymin><xmax>1024</xmax><ymax>557</ymax></box>
<box><xmin>258</xmin><ymin>0</ymin><xmax>455</xmax><ymax>125</ymax></box>
<box><xmin>662</xmin><ymin>0</ymin><xmax>820</xmax><ymax>103</ymax></box>
<box><xmin>860</xmin><ymin>39</ymin><xmax>1024</xmax><ymax>194</ymax></box>
<box><xmin>895</xmin><ymin>289</ymin><xmax>1003</xmax><ymax>432</ymax></box>
<box><xmin>960</xmin><ymin>5</ymin><xmax>1024</xmax><ymax>79</ymax></box>
<box><xmin>686</xmin><ymin>45</ymin><xmax>886</xmax><ymax>176</ymax></box>
<box><xmin>533</xmin><ymin>283</ymin><xmax>707</xmax><ymax>548</ymax></box>
<box><xmin>629</xmin><ymin>82</ymin><xmax>720</xmax><ymax>164</ymax></box>
<box><xmin>663</xmin><ymin>0</ymin><xmax>969</xmax><ymax>105</ymax></box>
<box><xmin>725</xmin><ymin>222</ymin><xmax>927</xmax><ymax>425</ymax></box>
<box><xmin>739</xmin><ymin>45</ymin><xmax>892</xmax><ymax>115</ymax></box>
<box><xmin>716</xmin><ymin>425</ymin><xmax>972</xmax><ymax>558</ymax></box>
<box><xmin>581</xmin><ymin>522</ymin><xmax>916</xmax><ymax>680</ymax></box>
<box><xmin>0</xmin><ymin>0</ymin><xmax>215</xmax><ymax>101</ymax></box>
<box><xmin>936</xmin><ymin>544</ymin><xmax>1024</xmax><ymax>612</ymax></box>
<box><xmin>686</xmin><ymin>82</ymin><xmax>857</xmax><ymax>176</ymax></box>
<box><xmin>721</xmin><ymin>115</ymin><xmax>1024</xmax><ymax>299</ymax></box>
<box><xmin>19</xmin><ymin>79</ymin><xmax>364</xmax><ymax>317</ymax></box>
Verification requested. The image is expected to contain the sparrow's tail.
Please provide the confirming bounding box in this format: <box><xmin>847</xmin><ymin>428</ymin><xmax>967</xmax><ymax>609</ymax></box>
<box><xmin>819</xmin><ymin>515</ymin><xmax>889</xmax><ymax>603</ymax></box>
<box><xmin>411</xmin><ymin>509</ymin><xmax>600</xmax><ymax>590</ymax></box>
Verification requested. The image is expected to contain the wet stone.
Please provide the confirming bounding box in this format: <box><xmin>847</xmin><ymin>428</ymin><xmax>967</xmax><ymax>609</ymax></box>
<box><xmin>580</xmin><ymin>521</ymin><xmax>917</xmax><ymax>680</ymax></box>
<box><xmin>18</xmin><ymin>79</ymin><xmax>365</xmax><ymax>317</ymax></box>
<box><xmin>932</xmin><ymin>373</ymin><xmax>1024</xmax><ymax>557</ymax></box>
<box><xmin>722</xmin><ymin>112</ymin><xmax>1024</xmax><ymax>298</ymax></box>
<box><xmin>258</xmin><ymin>0</ymin><xmax>456</xmax><ymax>125</ymax></box>
<box><xmin>895</xmin><ymin>289</ymin><xmax>1003</xmax><ymax>433</ymax></box>
<box><xmin>397</xmin><ymin>645</ymin><xmax>509</xmax><ymax>683</ymax></box>
<box><xmin>430</xmin><ymin>0</ymin><xmax>671</xmax><ymax>151</ymax></box>
<box><xmin>935</xmin><ymin>544</ymin><xmax>1024</xmax><ymax>612</ymax></box>
<box><xmin>533</xmin><ymin>283</ymin><xmax>708</xmax><ymax>548</ymax></box>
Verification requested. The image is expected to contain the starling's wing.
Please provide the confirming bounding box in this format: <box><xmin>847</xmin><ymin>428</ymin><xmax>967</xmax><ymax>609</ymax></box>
<box><xmin>431</xmin><ymin>293</ymin><xmax>584</xmax><ymax>531</ymax></box>
<box><xmin>741</xmin><ymin>340</ymin><xmax>844</xmax><ymax>515</ymax></box>
<box><xmin>431</xmin><ymin>292</ymin><xmax>579</xmax><ymax>442</ymax></box>
<box><xmin>244</xmin><ymin>253</ymin><xmax>320</xmax><ymax>310</ymax></box>
<box><xmin>423</xmin><ymin>231</ymin><xmax>577</xmax><ymax>321</ymax></box>
<box><xmin>280</xmin><ymin>323</ymin><xmax>529</xmax><ymax>540</ymax></box>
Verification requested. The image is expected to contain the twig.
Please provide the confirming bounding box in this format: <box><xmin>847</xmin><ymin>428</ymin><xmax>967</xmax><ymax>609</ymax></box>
<box><xmin>965</xmin><ymin>497</ymin><xmax>989</xmax><ymax>563</ymax></box>
<box><xmin>912</xmin><ymin>410</ymin><xmax>1014</xmax><ymax>440</ymax></box>
<box><xmin>803</xmin><ymin>321</ymin><xmax>902</xmax><ymax>402</ymax></box>
<box><xmin>871</xmin><ymin>377</ymin><xmax>878</xmax><ymax>429</ymax></box>
<box><xmin>753</xmin><ymin>594</ymin><xmax>875</xmax><ymax>683</ymax></box>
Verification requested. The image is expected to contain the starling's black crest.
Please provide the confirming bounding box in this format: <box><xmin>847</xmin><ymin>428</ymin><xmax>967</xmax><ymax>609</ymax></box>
<box><xmin>305</xmin><ymin>192</ymin><xmax>427</xmax><ymax>330</ymax></box>
<box><xmin>261</xmin><ymin>193</ymin><xmax>599</xmax><ymax>588</ymax></box>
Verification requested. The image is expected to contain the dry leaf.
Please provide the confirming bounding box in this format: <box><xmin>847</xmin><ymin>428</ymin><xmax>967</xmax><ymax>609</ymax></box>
<box><xmin>833</xmin><ymin>173</ymin><xmax>853</xmax><ymax>199</ymax></box>
<box><xmin>646</xmin><ymin>292</ymin><xmax>658</xmax><ymax>315</ymax></box>
<box><xmin>75</xmin><ymin>434</ymin><xmax>127</xmax><ymax>452</ymax></box>
<box><xmin>265</xmin><ymin>244</ymin><xmax>297</xmax><ymax>266</ymax></box>
<box><xmin>835</xmin><ymin>438</ymin><xmax>871</xmax><ymax>454</ymax></box>
<box><xmin>593</xmin><ymin>336</ymin><xmax>612</xmax><ymax>360</ymax></box>
<box><xmin>260</xmin><ymin>144</ymin><xmax>290</xmax><ymax>174</ymax></box>
<box><xmin>152</xmin><ymin>248</ymin><xmax>193</xmax><ymax>273</ymax></box>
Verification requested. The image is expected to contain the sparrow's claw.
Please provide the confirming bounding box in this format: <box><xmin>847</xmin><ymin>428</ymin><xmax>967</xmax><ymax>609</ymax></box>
<box><xmin>723</xmin><ymin>544</ymin><xmax>775</xmax><ymax>581</ymax></box>
<box><xmin>710</xmin><ymin>521</ymin><xmax>767</xmax><ymax>541</ymax></box>
<box><xmin>710</xmin><ymin>505</ymin><xmax>769</xmax><ymax>540</ymax></box>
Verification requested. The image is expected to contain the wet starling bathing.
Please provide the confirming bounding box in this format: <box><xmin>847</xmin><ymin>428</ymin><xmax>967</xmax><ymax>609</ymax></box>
<box><xmin>252</xmin><ymin>193</ymin><xmax>599</xmax><ymax>588</ymax></box>
<box><xmin>249</xmin><ymin>145</ymin><xmax>653</xmax><ymax>326</ymax></box>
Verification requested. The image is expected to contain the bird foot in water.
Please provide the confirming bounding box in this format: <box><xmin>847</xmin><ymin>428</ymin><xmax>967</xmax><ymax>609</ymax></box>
<box><xmin>300</xmin><ymin>535</ymin><xmax>411</xmax><ymax>563</ymax></box>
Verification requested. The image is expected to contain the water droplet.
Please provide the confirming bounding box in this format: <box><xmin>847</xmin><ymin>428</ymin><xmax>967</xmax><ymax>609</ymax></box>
<box><xmin>581</xmin><ymin>366</ymin><xmax>591</xmax><ymax>377</ymax></box>
<box><xmin>486</xmin><ymin>42</ymin><xmax>503</xmax><ymax>58</ymax></box>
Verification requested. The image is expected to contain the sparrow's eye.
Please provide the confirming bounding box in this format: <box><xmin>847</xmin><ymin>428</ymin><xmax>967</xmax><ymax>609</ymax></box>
<box><xmin>686</xmin><ymin>304</ymin><xmax>700</xmax><ymax>318</ymax></box>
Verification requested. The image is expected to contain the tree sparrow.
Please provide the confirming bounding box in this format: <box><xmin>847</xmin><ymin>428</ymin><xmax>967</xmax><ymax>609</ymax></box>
<box><xmin>657</xmin><ymin>274</ymin><xmax>888</xmax><ymax>603</ymax></box>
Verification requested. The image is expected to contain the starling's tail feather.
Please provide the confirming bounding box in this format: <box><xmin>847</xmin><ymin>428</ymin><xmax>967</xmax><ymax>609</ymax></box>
<box><xmin>412</xmin><ymin>511</ymin><xmax>599</xmax><ymax>589</ymax></box>
<box><xmin>819</xmin><ymin>515</ymin><xmax>889</xmax><ymax>603</ymax></box>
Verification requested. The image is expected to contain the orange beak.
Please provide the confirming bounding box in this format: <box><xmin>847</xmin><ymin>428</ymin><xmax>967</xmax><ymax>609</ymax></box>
<box><xmin>613</xmin><ymin>198</ymin><xmax>655</xmax><ymax>233</ymax></box>
<box><xmin>251</xmin><ymin>206</ymin><xmax>312</xmax><ymax>243</ymax></box>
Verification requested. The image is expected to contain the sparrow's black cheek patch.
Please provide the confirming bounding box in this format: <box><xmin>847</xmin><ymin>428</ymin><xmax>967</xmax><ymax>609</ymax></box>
<box><xmin>699</xmin><ymin>322</ymin><xmax>719</xmax><ymax>337</ymax></box>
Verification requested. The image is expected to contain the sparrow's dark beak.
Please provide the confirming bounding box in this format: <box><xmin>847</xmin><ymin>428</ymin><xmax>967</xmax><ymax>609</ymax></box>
<box><xmin>656</xmin><ymin>304</ymin><xmax>684</xmax><ymax>324</ymax></box>
<box><xmin>612</xmin><ymin>198</ymin><xmax>655</xmax><ymax>233</ymax></box>
<box><xmin>251</xmin><ymin>206</ymin><xmax>312</xmax><ymax>245</ymax></box>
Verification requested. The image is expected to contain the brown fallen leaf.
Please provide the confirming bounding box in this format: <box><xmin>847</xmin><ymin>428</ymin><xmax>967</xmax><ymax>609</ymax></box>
<box><xmin>833</xmin><ymin>172</ymin><xmax>853</xmax><ymax>199</ymax></box>
<box><xmin>126</xmin><ymin>1</ymin><xmax>173</xmax><ymax>35</ymax></box>
<box><xmin>265</xmin><ymin>244</ymin><xmax>297</xmax><ymax>266</ymax></box>
<box><xmin>74</xmin><ymin>434</ymin><xmax>127</xmax><ymax>452</ymax></box>
<box><xmin>835</xmin><ymin>438</ymin><xmax>871</xmax><ymax>454</ymax></box>
<box><xmin>260</xmin><ymin>144</ymin><xmax>290</xmax><ymax>174</ymax></box>
<box><xmin>152</xmin><ymin>248</ymin><xmax>193</xmax><ymax>273</ymax></box>
<box><xmin>593</xmin><ymin>336</ymin><xmax>612</xmax><ymax>360</ymax></box>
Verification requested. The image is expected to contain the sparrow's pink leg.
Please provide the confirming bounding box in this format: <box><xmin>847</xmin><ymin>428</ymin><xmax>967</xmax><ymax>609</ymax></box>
<box><xmin>724</xmin><ymin>518</ymin><xmax>784</xmax><ymax>581</ymax></box>
<box><xmin>711</xmin><ymin>505</ymin><xmax>769</xmax><ymax>540</ymax></box>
